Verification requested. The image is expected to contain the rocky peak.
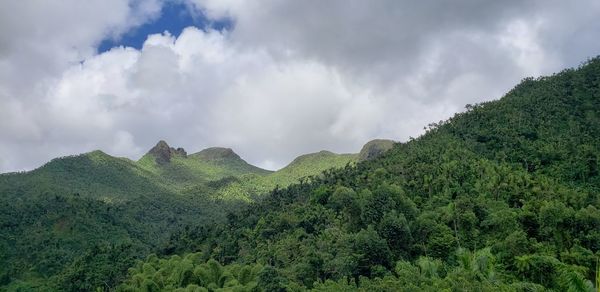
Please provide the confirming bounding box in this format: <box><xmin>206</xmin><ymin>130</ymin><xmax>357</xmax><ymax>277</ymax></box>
<box><xmin>147</xmin><ymin>140</ymin><xmax>187</xmax><ymax>165</ymax></box>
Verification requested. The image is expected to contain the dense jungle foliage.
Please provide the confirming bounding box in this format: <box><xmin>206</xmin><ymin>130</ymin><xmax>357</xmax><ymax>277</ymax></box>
<box><xmin>0</xmin><ymin>142</ymin><xmax>358</xmax><ymax>290</ymax></box>
<box><xmin>120</xmin><ymin>58</ymin><xmax>600</xmax><ymax>291</ymax></box>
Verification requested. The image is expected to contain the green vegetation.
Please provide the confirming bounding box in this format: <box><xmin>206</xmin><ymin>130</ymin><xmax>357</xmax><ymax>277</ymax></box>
<box><xmin>119</xmin><ymin>254</ymin><xmax>263</xmax><ymax>291</ymax></box>
<box><xmin>3</xmin><ymin>57</ymin><xmax>600</xmax><ymax>291</ymax></box>
<box><xmin>213</xmin><ymin>151</ymin><xmax>357</xmax><ymax>201</ymax></box>
<box><xmin>0</xmin><ymin>150</ymin><xmax>168</xmax><ymax>201</ymax></box>
<box><xmin>0</xmin><ymin>139</ymin><xmax>360</xmax><ymax>290</ymax></box>
<box><xmin>137</xmin><ymin>143</ymin><xmax>272</xmax><ymax>191</ymax></box>
<box><xmin>358</xmin><ymin>139</ymin><xmax>395</xmax><ymax>161</ymax></box>
<box><xmin>0</xmin><ymin>185</ymin><xmax>236</xmax><ymax>291</ymax></box>
<box><xmin>124</xmin><ymin>58</ymin><xmax>600</xmax><ymax>291</ymax></box>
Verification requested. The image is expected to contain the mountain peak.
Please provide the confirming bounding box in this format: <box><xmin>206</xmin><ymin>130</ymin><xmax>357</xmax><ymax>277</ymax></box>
<box><xmin>147</xmin><ymin>140</ymin><xmax>187</xmax><ymax>165</ymax></box>
<box><xmin>358</xmin><ymin>139</ymin><xmax>395</xmax><ymax>161</ymax></box>
<box><xmin>193</xmin><ymin>147</ymin><xmax>241</xmax><ymax>161</ymax></box>
<box><xmin>284</xmin><ymin>150</ymin><xmax>340</xmax><ymax>168</ymax></box>
<box><xmin>154</xmin><ymin>140</ymin><xmax>169</xmax><ymax>148</ymax></box>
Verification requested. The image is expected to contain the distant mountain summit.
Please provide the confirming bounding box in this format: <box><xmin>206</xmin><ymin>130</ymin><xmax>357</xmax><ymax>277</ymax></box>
<box><xmin>358</xmin><ymin>139</ymin><xmax>395</xmax><ymax>161</ymax></box>
<box><xmin>282</xmin><ymin>150</ymin><xmax>348</xmax><ymax>170</ymax></box>
<box><xmin>191</xmin><ymin>147</ymin><xmax>241</xmax><ymax>161</ymax></box>
<box><xmin>136</xmin><ymin>140</ymin><xmax>275</xmax><ymax>190</ymax></box>
<box><xmin>147</xmin><ymin>140</ymin><xmax>187</xmax><ymax>165</ymax></box>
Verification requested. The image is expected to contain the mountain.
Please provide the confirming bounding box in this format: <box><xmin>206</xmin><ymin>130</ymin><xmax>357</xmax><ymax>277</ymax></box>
<box><xmin>120</xmin><ymin>58</ymin><xmax>600</xmax><ymax>291</ymax></box>
<box><xmin>0</xmin><ymin>139</ymin><xmax>372</xmax><ymax>290</ymax></box>
<box><xmin>6</xmin><ymin>56</ymin><xmax>599</xmax><ymax>291</ymax></box>
<box><xmin>0</xmin><ymin>150</ymin><xmax>170</xmax><ymax>201</ymax></box>
<box><xmin>266</xmin><ymin>150</ymin><xmax>357</xmax><ymax>187</ymax></box>
<box><xmin>213</xmin><ymin>150</ymin><xmax>358</xmax><ymax>200</ymax></box>
<box><xmin>137</xmin><ymin>141</ymin><xmax>272</xmax><ymax>191</ymax></box>
<box><xmin>358</xmin><ymin>139</ymin><xmax>395</xmax><ymax>161</ymax></box>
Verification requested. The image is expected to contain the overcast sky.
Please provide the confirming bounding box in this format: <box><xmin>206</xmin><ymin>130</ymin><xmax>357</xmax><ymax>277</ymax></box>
<box><xmin>1</xmin><ymin>0</ymin><xmax>599</xmax><ymax>172</ymax></box>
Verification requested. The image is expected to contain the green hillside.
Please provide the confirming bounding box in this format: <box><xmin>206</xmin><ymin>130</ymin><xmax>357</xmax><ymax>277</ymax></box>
<box><xmin>0</xmin><ymin>150</ymin><xmax>169</xmax><ymax>201</ymax></box>
<box><xmin>121</xmin><ymin>58</ymin><xmax>600</xmax><ymax>291</ymax></box>
<box><xmin>136</xmin><ymin>141</ymin><xmax>272</xmax><ymax>192</ymax></box>
<box><xmin>0</xmin><ymin>140</ymin><xmax>366</xmax><ymax>290</ymax></box>
<box><xmin>0</xmin><ymin>189</ymin><xmax>234</xmax><ymax>291</ymax></box>
<box><xmin>272</xmin><ymin>151</ymin><xmax>357</xmax><ymax>185</ymax></box>
<box><xmin>213</xmin><ymin>151</ymin><xmax>358</xmax><ymax>201</ymax></box>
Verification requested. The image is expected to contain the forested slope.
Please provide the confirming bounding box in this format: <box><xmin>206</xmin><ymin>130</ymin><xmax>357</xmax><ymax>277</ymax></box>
<box><xmin>212</xmin><ymin>151</ymin><xmax>358</xmax><ymax>201</ymax></box>
<box><xmin>121</xmin><ymin>58</ymin><xmax>600</xmax><ymax>291</ymax></box>
<box><xmin>0</xmin><ymin>150</ymin><xmax>169</xmax><ymax>201</ymax></box>
<box><xmin>0</xmin><ymin>140</ymin><xmax>364</xmax><ymax>290</ymax></box>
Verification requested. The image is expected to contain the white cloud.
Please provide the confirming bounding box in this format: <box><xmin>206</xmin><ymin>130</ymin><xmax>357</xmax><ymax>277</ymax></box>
<box><xmin>0</xmin><ymin>0</ymin><xmax>161</xmax><ymax>171</ymax></box>
<box><xmin>29</xmin><ymin>28</ymin><xmax>382</xmax><ymax>170</ymax></box>
<box><xmin>1</xmin><ymin>0</ymin><xmax>600</xmax><ymax>172</ymax></box>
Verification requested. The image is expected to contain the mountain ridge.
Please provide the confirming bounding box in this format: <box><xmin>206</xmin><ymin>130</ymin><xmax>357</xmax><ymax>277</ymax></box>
<box><xmin>0</xmin><ymin>137</ymin><xmax>392</xmax><ymax>289</ymax></box>
<box><xmin>1</xmin><ymin>138</ymin><xmax>393</xmax><ymax>178</ymax></box>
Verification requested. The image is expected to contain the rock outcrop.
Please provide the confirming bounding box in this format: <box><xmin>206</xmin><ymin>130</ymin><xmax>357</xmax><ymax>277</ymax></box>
<box><xmin>147</xmin><ymin>140</ymin><xmax>187</xmax><ymax>165</ymax></box>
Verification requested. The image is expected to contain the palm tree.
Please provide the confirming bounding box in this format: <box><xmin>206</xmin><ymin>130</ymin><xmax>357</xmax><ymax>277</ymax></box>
<box><xmin>557</xmin><ymin>266</ymin><xmax>594</xmax><ymax>292</ymax></box>
<box><xmin>195</xmin><ymin>259</ymin><xmax>232</xmax><ymax>289</ymax></box>
<box><xmin>416</xmin><ymin>257</ymin><xmax>441</xmax><ymax>279</ymax></box>
<box><xmin>596</xmin><ymin>259</ymin><xmax>600</xmax><ymax>292</ymax></box>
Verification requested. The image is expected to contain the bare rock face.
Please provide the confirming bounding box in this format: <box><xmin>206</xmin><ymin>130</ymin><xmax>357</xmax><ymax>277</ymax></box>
<box><xmin>173</xmin><ymin>147</ymin><xmax>187</xmax><ymax>157</ymax></box>
<box><xmin>358</xmin><ymin>139</ymin><xmax>395</xmax><ymax>161</ymax></box>
<box><xmin>147</xmin><ymin>140</ymin><xmax>187</xmax><ymax>165</ymax></box>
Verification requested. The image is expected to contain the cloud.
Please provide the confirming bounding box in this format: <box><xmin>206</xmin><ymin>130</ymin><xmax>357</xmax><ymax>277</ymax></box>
<box><xmin>32</xmin><ymin>27</ymin><xmax>382</xmax><ymax>169</ymax></box>
<box><xmin>1</xmin><ymin>1</ymin><xmax>599</xmax><ymax>171</ymax></box>
<box><xmin>0</xmin><ymin>0</ymin><xmax>162</xmax><ymax>171</ymax></box>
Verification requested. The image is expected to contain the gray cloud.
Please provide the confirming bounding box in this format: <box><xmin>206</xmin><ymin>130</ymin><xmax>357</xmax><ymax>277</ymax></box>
<box><xmin>1</xmin><ymin>0</ymin><xmax>599</xmax><ymax>171</ymax></box>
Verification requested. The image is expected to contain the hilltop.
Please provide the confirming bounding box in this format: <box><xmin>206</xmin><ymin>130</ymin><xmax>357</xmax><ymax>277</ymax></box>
<box><xmin>0</xmin><ymin>150</ymin><xmax>170</xmax><ymax>201</ymax></box>
<box><xmin>213</xmin><ymin>150</ymin><xmax>358</xmax><ymax>200</ymax></box>
<box><xmin>358</xmin><ymin>139</ymin><xmax>395</xmax><ymax>161</ymax></box>
<box><xmin>136</xmin><ymin>141</ymin><xmax>272</xmax><ymax>191</ymax></box>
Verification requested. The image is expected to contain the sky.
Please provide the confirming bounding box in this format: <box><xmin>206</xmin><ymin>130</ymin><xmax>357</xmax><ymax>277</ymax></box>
<box><xmin>1</xmin><ymin>0</ymin><xmax>600</xmax><ymax>172</ymax></box>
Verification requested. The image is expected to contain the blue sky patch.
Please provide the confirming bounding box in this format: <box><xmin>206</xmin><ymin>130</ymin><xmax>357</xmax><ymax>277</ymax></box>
<box><xmin>97</xmin><ymin>2</ymin><xmax>232</xmax><ymax>53</ymax></box>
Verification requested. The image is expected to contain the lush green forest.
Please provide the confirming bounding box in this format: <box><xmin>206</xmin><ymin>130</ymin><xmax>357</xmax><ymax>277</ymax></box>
<box><xmin>211</xmin><ymin>151</ymin><xmax>359</xmax><ymax>202</ymax></box>
<box><xmin>2</xmin><ymin>57</ymin><xmax>600</xmax><ymax>291</ymax></box>
<box><xmin>0</xmin><ymin>140</ymin><xmax>363</xmax><ymax>290</ymax></box>
<box><xmin>119</xmin><ymin>58</ymin><xmax>600</xmax><ymax>291</ymax></box>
